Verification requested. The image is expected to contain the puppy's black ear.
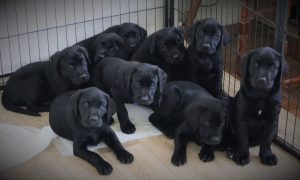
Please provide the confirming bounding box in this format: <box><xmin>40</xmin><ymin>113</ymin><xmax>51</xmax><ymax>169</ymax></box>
<box><xmin>137</xmin><ymin>25</ymin><xmax>147</xmax><ymax>40</ymax></box>
<box><xmin>189</xmin><ymin>21</ymin><xmax>201</xmax><ymax>45</ymax></box>
<box><xmin>220</xmin><ymin>25</ymin><xmax>230</xmax><ymax>45</ymax></box>
<box><xmin>49</xmin><ymin>49</ymin><xmax>65</xmax><ymax>77</ymax></box>
<box><xmin>103</xmin><ymin>93</ymin><xmax>116</xmax><ymax>124</ymax></box>
<box><xmin>156</xmin><ymin>67</ymin><xmax>168</xmax><ymax>94</ymax></box>
<box><xmin>154</xmin><ymin>66</ymin><xmax>168</xmax><ymax>104</ymax></box>
<box><xmin>124</xmin><ymin>66</ymin><xmax>137</xmax><ymax>92</ymax></box>
<box><xmin>170</xmin><ymin>85</ymin><xmax>181</xmax><ymax>102</ymax></box>
<box><xmin>174</xmin><ymin>27</ymin><xmax>184</xmax><ymax>44</ymax></box>
<box><xmin>75</xmin><ymin>45</ymin><xmax>91</xmax><ymax>65</ymax></box>
<box><xmin>69</xmin><ymin>90</ymin><xmax>83</xmax><ymax>122</ymax></box>
<box><xmin>149</xmin><ymin>35</ymin><xmax>158</xmax><ymax>54</ymax></box>
<box><xmin>241</xmin><ymin>49</ymin><xmax>256</xmax><ymax>78</ymax></box>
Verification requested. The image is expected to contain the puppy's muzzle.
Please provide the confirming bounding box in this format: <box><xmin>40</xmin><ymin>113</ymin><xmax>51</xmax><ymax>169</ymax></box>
<box><xmin>202</xmin><ymin>43</ymin><xmax>210</xmax><ymax>50</ymax></box>
<box><xmin>79</xmin><ymin>73</ymin><xmax>89</xmax><ymax>81</ymax></box>
<box><xmin>129</xmin><ymin>43</ymin><xmax>136</xmax><ymax>49</ymax></box>
<box><xmin>209</xmin><ymin>136</ymin><xmax>221</xmax><ymax>145</ymax></box>
<box><xmin>89</xmin><ymin>116</ymin><xmax>102</xmax><ymax>127</ymax></box>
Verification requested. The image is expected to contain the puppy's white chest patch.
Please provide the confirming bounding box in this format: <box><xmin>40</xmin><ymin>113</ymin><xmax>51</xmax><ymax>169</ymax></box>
<box><xmin>258</xmin><ymin>109</ymin><xmax>262</xmax><ymax>116</ymax></box>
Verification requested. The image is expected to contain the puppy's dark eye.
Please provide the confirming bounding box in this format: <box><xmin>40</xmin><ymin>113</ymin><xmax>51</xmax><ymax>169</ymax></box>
<box><xmin>98</xmin><ymin>102</ymin><xmax>104</xmax><ymax>108</ymax></box>
<box><xmin>268</xmin><ymin>63</ymin><xmax>276</xmax><ymax>69</ymax></box>
<box><xmin>213</xmin><ymin>33</ymin><xmax>219</xmax><ymax>37</ymax></box>
<box><xmin>150</xmin><ymin>82</ymin><xmax>156</xmax><ymax>87</ymax></box>
<box><xmin>162</xmin><ymin>44</ymin><xmax>167</xmax><ymax>49</ymax></box>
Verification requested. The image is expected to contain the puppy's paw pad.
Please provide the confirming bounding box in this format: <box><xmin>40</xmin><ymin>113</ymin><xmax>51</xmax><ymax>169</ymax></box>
<box><xmin>117</xmin><ymin>151</ymin><xmax>134</xmax><ymax>164</ymax></box>
<box><xmin>171</xmin><ymin>153</ymin><xmax>186</xmax><ymax>166</ymax></box>
<box><xmin>96</xmin><ymin>162</ymin><xmax>113</xmax><ymax>175</ymax></box>
<box><xmin>199</xmin><ymin>149</ymin><xmax>215</xmax><ymax>162</ymax></box>
<box><xmin>121</xmin><ymin>122</ymin><xmax>136</xmax><ymax>134</ymax></box>
<box><xmin>260</xmin><ymin>154</ymin><xmax>277</xmax><ymax>166</ymax></box>
<box><xmin>233</xmin><ymin>153</ymin><xmax>250</xmax><ymax>166</ymax></box>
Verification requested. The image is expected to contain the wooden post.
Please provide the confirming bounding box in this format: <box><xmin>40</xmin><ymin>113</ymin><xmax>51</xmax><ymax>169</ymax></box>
<box><xmin>237</xmin><ymin>0</ymin><xmax>249</xmax><ymax>76</ymax></box>
<box><xmin>185</xmin><ymin>0</ymin><xmax>202</xmax><ymax>40</ymax></box>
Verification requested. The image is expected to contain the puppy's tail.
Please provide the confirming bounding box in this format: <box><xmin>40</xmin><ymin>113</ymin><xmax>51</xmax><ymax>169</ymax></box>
<box><xmin>1</xmin><ymin>91</ymin><xmax>41</xmax><ymax>116</ymax></box>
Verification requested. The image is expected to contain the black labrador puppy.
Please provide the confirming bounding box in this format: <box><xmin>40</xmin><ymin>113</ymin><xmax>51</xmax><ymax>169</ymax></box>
<box><xmin>149</xmin><ymin>81</ymin><xmax>226</xmax><ymax>166</ymax></box>
<box><xmin>225</xmin><ymin>47</ymin><xmax>288</xmax><ymax>166</ymax></box>
<box><xmin>49</xmin><ymin>87</ymin><xmax>134</xmax><ymax>175</ymax></box>
<box><xmin>93</xmin><ymin>57</ymin><xmax>167</xmax><ymax>134</ymax></box>
<box><xmin>131</xmin><ymin>27</ymin><xmax>185</xmax><ymax>81</ymax></box>
<box><xmin>103</xmin><ymin>23</ymin><xmax>147</xmax><ymax>56</ymax></box>
<box><xmin>76</xmin><ymin>32</ymin><xmax>129</xmax><ymax>66</ymax></box>
<box><xmin>2</xmin><ymin>45</ymin><xmax>90</xmax><ymax>116</ymax></box>
<box><xmin>184</xmin><ymin>18</ymin><xmax>230</xmax><ymax>98</ymax></box>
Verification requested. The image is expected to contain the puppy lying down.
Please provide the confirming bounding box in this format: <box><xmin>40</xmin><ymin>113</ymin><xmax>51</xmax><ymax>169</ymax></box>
<box><xmin>149</xmin><ymin>81</ymin><xmax>226</xmax><ymax>166</ymax></box>
<box><xmin>49</xmin><ymin>87</ymin><xmax>133</xmax><ymax>175</ymax></box>
<box><xmin>2</xmin><ymin>45</ymin><xmax>90</xmax><ymax>116</ymax></box>
<box><xmin>93</xmin><ymin>57</ymin><xmax>167</xmax><ymax>134</ymax></box>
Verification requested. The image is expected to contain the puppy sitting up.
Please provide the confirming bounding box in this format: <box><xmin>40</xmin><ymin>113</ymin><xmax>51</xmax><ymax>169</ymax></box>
<box><xmin>225</xmin><ymin>47</ymin><xmax>288</xmax><ymax>166</ymax></box>
<box><xmin>149</xmin><ymin>81</ymin><xmax>226</xmax><ymax>166</ymax></box>
<box><xmin>49</xmin><ymin>87</ymin><xmax>134</xmax><ymax>175</ymax></box>
<box><xmin>93</xmin><ymin>57</ymin><xmax>167</xmax><ymax>134</ymax></box>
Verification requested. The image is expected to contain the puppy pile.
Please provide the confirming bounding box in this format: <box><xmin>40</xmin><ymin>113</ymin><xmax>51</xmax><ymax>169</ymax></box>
<box><xmin>1</xmin><ymin>18</ymin><xmax>288</xmax><ymax>175</ymax></box>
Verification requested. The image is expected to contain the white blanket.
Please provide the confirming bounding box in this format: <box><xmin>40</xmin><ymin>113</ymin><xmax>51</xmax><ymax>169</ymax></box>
<box><xmin>0</xmin><ymin>104</ymin><xmax>161</xmax><ymax>171</ymax></box>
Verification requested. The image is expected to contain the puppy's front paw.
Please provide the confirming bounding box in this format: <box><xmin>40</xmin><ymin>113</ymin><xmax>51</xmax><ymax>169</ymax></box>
<box><xmin>171</xmin><ymin>152</ymin><xmax>186</xmax><ymax>166</ymax></box>
<box><xmin>259</xmin><ymin>153</ymin><xmax>277</xmax><ymax>166</ymax></box>
<box><xmin>199</xmin><ymin>146</ymin><xmax>215</xmax><ymax>162</ymax></box>
<box><xmin>233</xmin><ymin>152</ymin><xmax>250</xmax><ymax>166</ymax></box>
<box><xmin>120</xmin><ymin>121</ymin><xmax>136</xmax><ymax>134</ymax></box>
<box><xmin>117</xmin><ymin>150</ymin><xmax>134</xmax><ymax>164</ymax></box>
<box><xmin>96</xmin><ymin>161</ymin><xmax>113</xmax><ymax>175</ymax></box>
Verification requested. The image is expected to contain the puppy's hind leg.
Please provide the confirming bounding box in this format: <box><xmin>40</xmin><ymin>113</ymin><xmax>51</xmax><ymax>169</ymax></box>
<box><xmin>26</xmin><ymin>101</ymin><xmax>48</xmax><ymax>114</ymax></box>
<box><xmin>149</xmin><ymin>113</ymin><xmax>176</xmax><ymax>138</ymax></box>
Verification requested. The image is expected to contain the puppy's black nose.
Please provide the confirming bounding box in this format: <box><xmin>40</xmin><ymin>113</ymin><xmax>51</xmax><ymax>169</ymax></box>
<box><xmin>80</xmin><ymin>74</ymin><xmax>88</xmax><ymax>80</ymax></box>
<box><xmin>258</xmin><ymin>76</ymin><xmax>267</xmax><ymax>84</ymax></box>
<box><xmin>173</xmin><ymin>54</ymin><xmax>179</xmax><ymax>59</ymax></box>
<box><xmin>129</xmin><ymin>43</ymin><xmax>136</xmax><ymax>48</ymax></box>
<box><xmin>141</xmin><ymin>96</ymin><xmax>149</xmax><ymax>101</ymax></box>
<box><xmin>210</xmin><ymin>136</ymin><xmax>220</xmax><ymax>143</ymax></box>
<box><xmin>202</xmin><ymin>43</ymin><xmax>210</xmax><ymax>49</ymax></box>
<box><xmin>89</xmin><ymin>117</ymin><xmax>98</xmax><ymax>123</ymax></box>
<box><xmin>98</xmin><ymin>54</ymin><xmax>105</xmax><ymax>58</ymax></box>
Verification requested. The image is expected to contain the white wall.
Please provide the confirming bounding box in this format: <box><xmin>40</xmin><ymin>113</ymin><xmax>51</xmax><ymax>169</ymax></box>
<box><xmin>0</xmin><ymin>0</ymin><xmax>165</xmax><ymax>76</ymax></box>
<box><xmin>175</xmin><ymin>0</ymin><xmax>240</xmax><ymax>25</ymax></box>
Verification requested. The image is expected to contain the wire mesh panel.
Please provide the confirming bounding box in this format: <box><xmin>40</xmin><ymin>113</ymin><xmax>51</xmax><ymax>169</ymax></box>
<box><xmin>0</xmin><ymin>0</ymin><xmax>165</xmax><ymax>87</ymax></box>
<box><xmin>175</xmin><ymin>0</ymin><xmax>300</xmax><ymax>159</ymax></box>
